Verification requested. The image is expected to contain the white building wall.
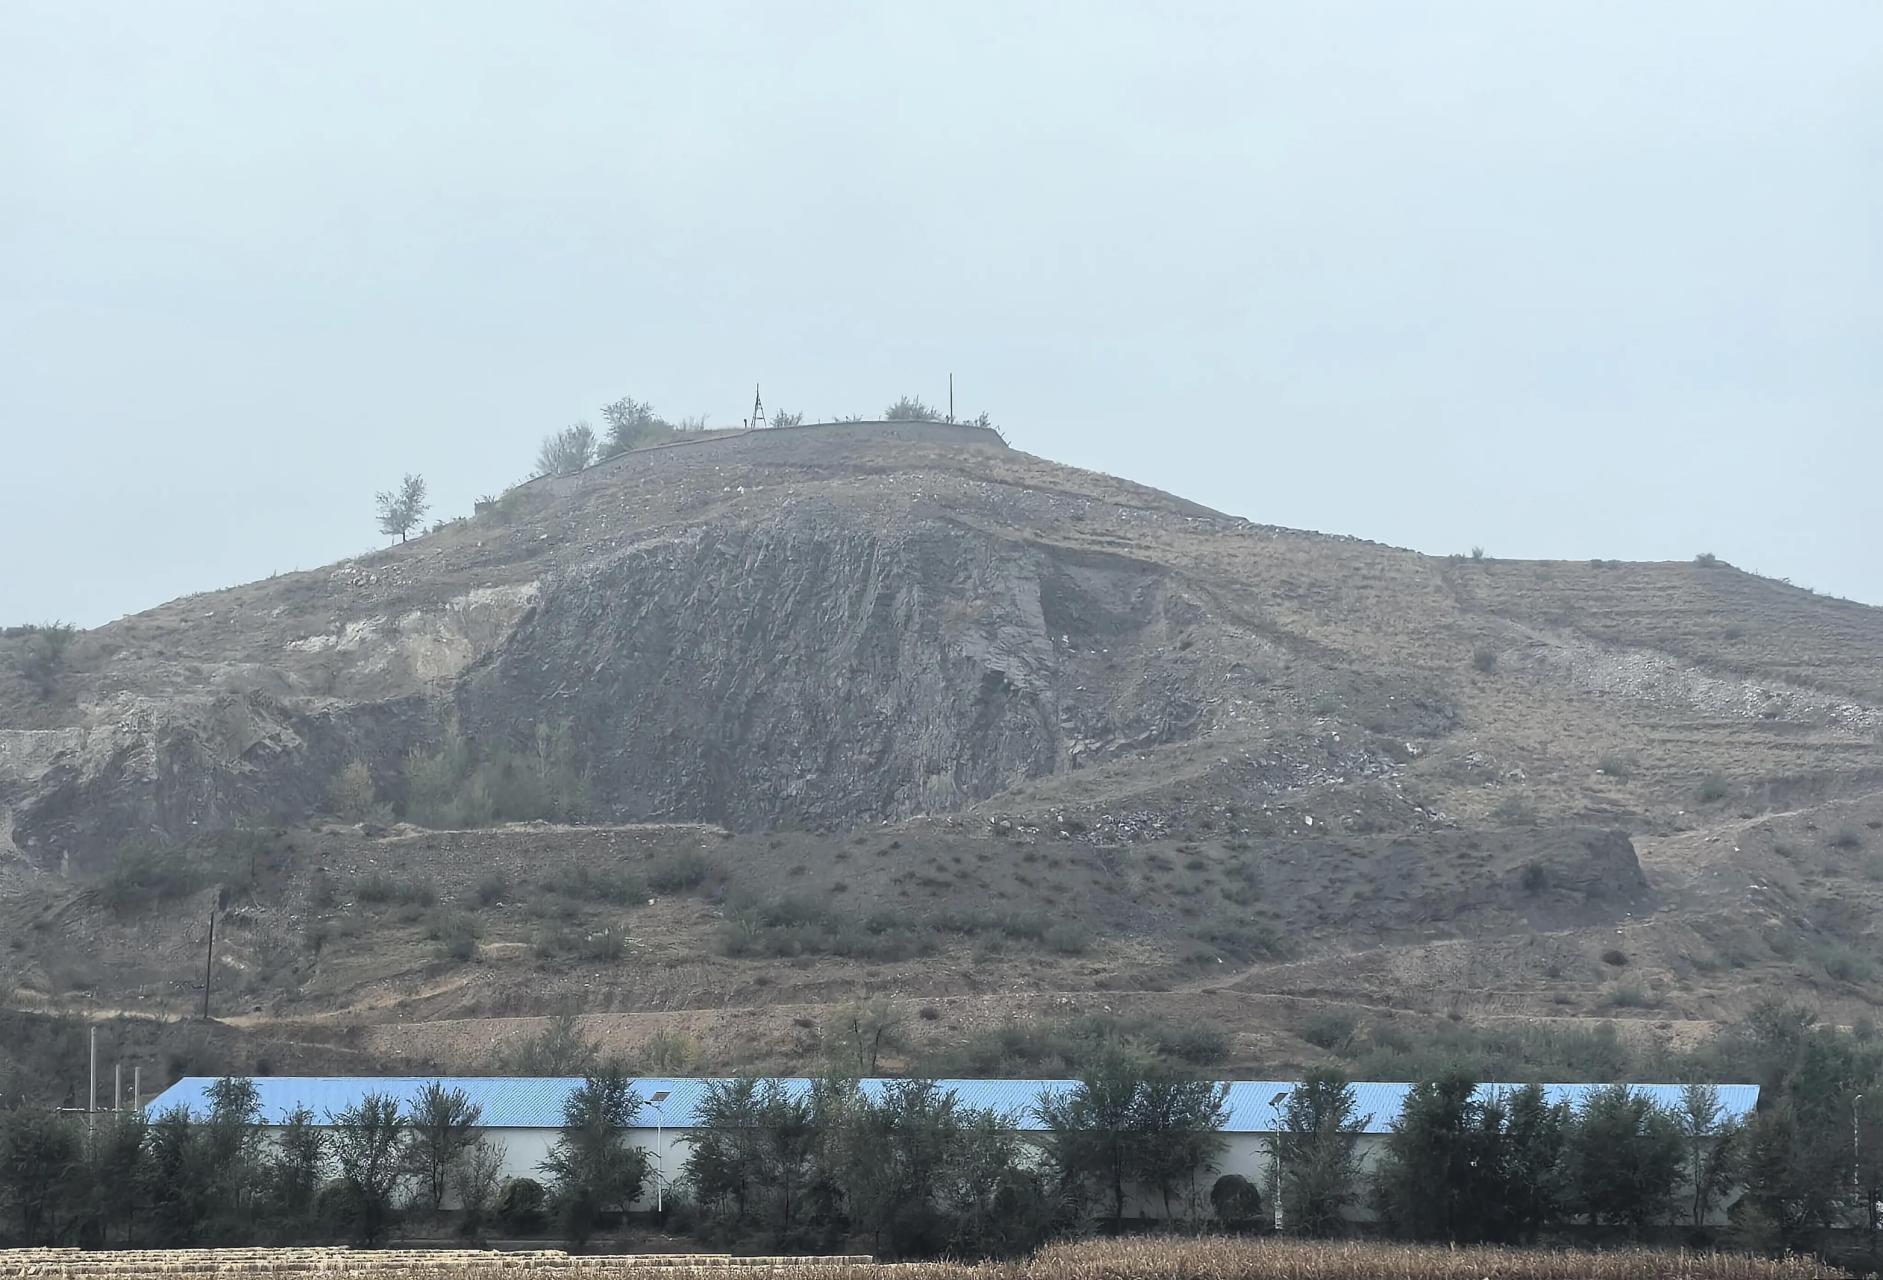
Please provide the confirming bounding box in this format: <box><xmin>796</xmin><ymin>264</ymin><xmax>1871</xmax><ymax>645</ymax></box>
<box><xmin>264</xmin><ymin>1123</ymin><xmax>1736</xmax><ymax>1225</ymax></box>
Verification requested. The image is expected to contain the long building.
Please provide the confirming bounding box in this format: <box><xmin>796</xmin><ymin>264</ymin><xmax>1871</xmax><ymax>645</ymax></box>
<box><xmin>145</xmin><ymin>1075</ymin><xmax>1759</xmax><ymax>1224</ymax></box>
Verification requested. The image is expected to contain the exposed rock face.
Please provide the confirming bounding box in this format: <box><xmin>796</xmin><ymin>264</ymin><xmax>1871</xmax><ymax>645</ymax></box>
<box><xmin>460</xmin><ymin>513</ymin><xmax>1203</xmax><ymax>828</ymax></box>
<box><xmin>1</xmin><ymin>694</ymin><xmax>432</xmax><ymax>872</ymax></box>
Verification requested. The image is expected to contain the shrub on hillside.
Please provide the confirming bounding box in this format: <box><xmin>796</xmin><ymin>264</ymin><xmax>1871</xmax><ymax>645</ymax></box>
<box><xmin>533</xmin><ymin>422</ymin><xmax>595</xmax><ymax>477</ymax></box>
<box><xmin>1471</xmin><ymin>646</ymin><xmax>1498</xmax><ymax>673</ymax></box>
<box><xmin>1597</xmin><ymin>753</ymin><xmax>1637</xmax><ymax>779</ymax></box>
<box><xmin>884</xmin><ymin>395</ymin><xmax>944</xmax><ymax>422</ymax></box>
<box><xmin>326</xmin><ymin>759</ymin><xmax>379</xmax><ymax>822</ymax></box>
<box><xmin>12</xmin><ymin>621</ymin><xmax>77</xmax><ymax>698</ymax></box>
<box><xmin>402</xmin><ymin>722</ymin><xmax>589</xmax><ymax>829</ymax></box>
<box><xmin>648</xmin><ymin>850</ymin><xmax>712</xmax><ymax>894</ymax></box>
<box><xmin>1695</xmin><ymin>773</ymin><xmax>1731</xmax><ymax>804</ymax></box>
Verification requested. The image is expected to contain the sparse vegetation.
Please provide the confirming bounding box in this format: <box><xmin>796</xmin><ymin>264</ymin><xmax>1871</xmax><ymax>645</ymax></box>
<box><xmin>10</xmin><ymin>620</ymin><xmax>77</xmax><ymax>697</ymax></box>
<box><xmin>533</xmin><ymin>422</ymin><xmax>597</xmax><ymax>477</ymax></box>
<box><xmin>1492</xmin><ymin>793</ymin><xmax>1537</xmax><ymax>825</ymax></box>
<box><xmin>1471</xmin><ymin>645</ymin><xmax>1498</xmax><ymax>673</ymax></box>
<box><xmin>402</xmin><ymin>721</ymin><xmax>590</xmax><ymax>828</ymax></box>
<box><xmin>884</xmin><ymin>394</ymin><xmax>944</xmax><ymax>422</ymax></box>
<box><xmin>648</xmin><ymin>849</ymin><xmax>712</xmax><ymax>893</ymax></box>
<box><xmin>354</xmin><ymin>873</ymin><xmax>438</xmax><ymax>909</ymax></box>
<box><xmin>770</xmin><ymin>408</ymin><xmax>804</xmax><ymax>427</ymax></box>
<box><xmin>1695</xmin><ymin>551</ymin><xmax>1720</xmax><ymax>567</ymax></box>
<box><xmin>1597</xmin><ymin>752</ymin><xmax>1638</xmax><ymax>779</ymax></box>
<box><xmin>1696</xmin><ymin>772</ymin><xmax>1731</xmax><ymax>804</ymax></box>
<box><xmin>326</xmin><ymin>759</ymin><xmax>380</xmax><ymax>821</ymax></box>
<box><xmin>426</xmin><ymin>910</ymin><xmax>482</xmax><ymax>962</ymax></box>
<box><xmin>1829</xmin><ymin>826</ymin><xmax>1865</xmax><ymax>851</ymax></box>
<box><xmin>599</xmin><ymin>395</ymin><xmax>671</xmax><ymax>455</ymax></box>
<box><xmin>1469</xmin><ymin>545</ymin><xmax>1486</xmax><ymax>560</ymax></box>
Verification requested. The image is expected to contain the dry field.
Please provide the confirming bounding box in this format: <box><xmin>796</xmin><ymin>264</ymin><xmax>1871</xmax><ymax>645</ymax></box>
<box><xmin>0</xmin><ymin>1241</ymin><xmax>1851</xmax><ymax>1280</ymax></box>
<box><xmin>0</xmin><ymin>1250</ymin><xmax>869</xmax><ymax>1278</ymax></box>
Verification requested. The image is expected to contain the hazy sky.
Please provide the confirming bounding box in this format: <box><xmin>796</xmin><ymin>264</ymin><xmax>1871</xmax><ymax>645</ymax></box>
<box><xmin>3</xmin><ymin>2</ymin><xmax>1879</xmax><ymax>626</ymax></box>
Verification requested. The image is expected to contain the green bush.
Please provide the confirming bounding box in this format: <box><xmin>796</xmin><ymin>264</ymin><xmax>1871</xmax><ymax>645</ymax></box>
<box><xmin>354</xmin><ymin>874</ymin><xmax>437</xmax><ymax>908</ymax></box>
<box><xmin>647</xmin><ymin>850</ymin><xmax>711</xmax><ymax>893</ymax></box>
<box><xmin>1492</xmin><ymin>793</ymin><xmax>1537</xmax><ymax>825</ymax></box>
<box><xmin>546</xmin><ymin>863</ymin><xmax>646</xmax><ymax>906</ymax></box>
<box><xmin>402</xmin><ymin>722</ymin><xmax>590</xmax><ymax>829</ymax></box>
<box><xmin>1597</xmin><ymin>753</ymin><xmax>1637</xmax><ymax>779</ymax></box>
<box><xmin>883</xmin><ymin>395</ymin><xmax>944</xmax><ymax>422</ymax></box>
<box><xmin>1471</xmin><ymin>646</ymin><xmax>1498</xmax><ymax>674</ymax></box>
<box><xmin>427</xmin><ymin>911</ymin><xmax>482</xmax><ymax>962</ymax></box>
<box><xmin>1042</xmin><ymin>920</ymin><xmax>1093</xmax><ymax>955</ymax></box>
<box><xmin>11</xmin><ymin>621</ymin><xmax>77</xmax><ymax>697</ymax></box>
<box><xmin>1812</xmin><ymin>940</ymin><xmax>1875</xmax><ymax>983</ymax></box>
<box><xmin>1300</xmin><ymin>1010</ymin><xmax>1359</xmax><ymax>1051</ymax></box>
<box><xmin>496</xmin><ymin>1177</ymin><xmax>547</xmax><ymax>1234</ymax></box>
<box><xmin>1695</xmin><ymin>773</ymin><xmax>1731</xmax><ymax>803</ymax></box>
<box><xmin>1830</xmin><ymin>827</ymin><xmax>1865</xmax><ymax>851</ymax></box>
<box><xmin>99</xmin><ymin>845</ymin><xmax>201</xmax><ymax>913</ymax></box>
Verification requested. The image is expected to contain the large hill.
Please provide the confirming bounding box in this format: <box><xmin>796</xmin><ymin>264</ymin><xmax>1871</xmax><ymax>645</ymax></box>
<box><xmin>4</xmin><ymin>421</ymin><xmax>1883</xmax><ymax>1095</ymax></box>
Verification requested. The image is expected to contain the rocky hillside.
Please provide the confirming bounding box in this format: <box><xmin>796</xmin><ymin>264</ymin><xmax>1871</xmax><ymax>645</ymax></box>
<box><xmin>4</xmin><ymin>421</ymin><xmax>1883</xmax><ymax>1091</ymax></box>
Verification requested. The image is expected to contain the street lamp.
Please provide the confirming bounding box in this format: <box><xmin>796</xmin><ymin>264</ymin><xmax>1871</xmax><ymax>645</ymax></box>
<box><xmin>649</xmin><ymin>1090</ymin><xmax>671</xmax><ymax>1214</ymax></box>
<box><xmin>1269</xmin><ymin>1090</ymin><xmax>1289</xmax><ymax>1233</ymax></box>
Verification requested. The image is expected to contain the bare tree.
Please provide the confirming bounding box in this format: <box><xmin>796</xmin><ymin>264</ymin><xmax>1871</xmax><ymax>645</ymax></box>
<box><xmin>535</xmin><ymin>423</ymin><xmax>596</xmax><ymax>477</ymax></box>
<box><xmin>771</xmin><ymin>409</ymin><xmax>804</xmax><ymax>428</ymax></box>
<box><xmin>374</xmin><ymin>474</ymin><xmax>429</xmax><ymax>543</ymax></box>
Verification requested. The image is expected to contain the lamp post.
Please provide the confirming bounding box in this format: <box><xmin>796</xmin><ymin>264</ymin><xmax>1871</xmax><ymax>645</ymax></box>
<box><xmin>1855</xmin><ymin>1093</ymin><xmax>1865</xmax><ymax>1229</ymax></box>
<box><xmin>649</xmin><ymin>1090</ymin><xmax>671</xmax><ymax>1214</ymax></box>
<box><xmin>1269</xmin><ymin>1090</ymin><xmax>1289</xmax><ymax>1234</ymax></box>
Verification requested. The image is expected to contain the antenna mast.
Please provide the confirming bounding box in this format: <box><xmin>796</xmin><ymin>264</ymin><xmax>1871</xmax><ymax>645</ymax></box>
<box><xmin>751</xmin><ymin>383</ymin><xmax>767</xmax><ymax>430</ymax></box>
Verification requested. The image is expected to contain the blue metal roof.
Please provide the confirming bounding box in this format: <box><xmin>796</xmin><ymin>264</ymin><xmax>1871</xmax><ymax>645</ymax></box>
<box><xmin>142</xmin><ymin>1077</ymin><xmax>1758</xmax><ymax>1134</ymax></box>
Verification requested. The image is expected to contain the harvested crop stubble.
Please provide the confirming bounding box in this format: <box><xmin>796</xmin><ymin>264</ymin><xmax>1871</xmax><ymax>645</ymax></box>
<box><xmin>0</xmin><ymin>1252</ymin><xmax>870</xmax><ymax>1279</ymax></box>
<box><xmin>798</xmin><ymin>1240</ymin><xmax>1845</xmax><ymax>1280</ymax></box>
<box><xmin>0</xmin><ymin>1244</ymin><xmax>1848</xmax><ymax>1280</ymax></box>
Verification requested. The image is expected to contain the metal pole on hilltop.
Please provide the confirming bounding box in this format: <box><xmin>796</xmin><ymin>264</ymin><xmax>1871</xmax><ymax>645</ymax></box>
<box><xmin>88</xmin><ymin>1026</ymin><xmax>97</xmax><ymax>1143</ymax></box>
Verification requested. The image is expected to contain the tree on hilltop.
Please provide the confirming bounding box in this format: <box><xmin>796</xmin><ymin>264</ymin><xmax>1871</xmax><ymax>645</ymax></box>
<box><xmin>374</xmin><ymin>473</ymin><xmax>428</xmax><ymax>543</ymax></box>
<box><xmin>599</xmin><ymin>397</ymin><xmax>669</xmax><ymax>456</ymax></box>
<box><xmin>535</xmin><ymin>422</ymin><xmax>596</xmax><ymax>477</ymax></box>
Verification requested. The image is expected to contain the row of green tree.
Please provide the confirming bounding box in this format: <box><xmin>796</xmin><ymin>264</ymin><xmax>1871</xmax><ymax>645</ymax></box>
<box><xmin>8</xmin><ymin>1002</ymin><xmax>1873</xmax><ymax>1256</ymax></box>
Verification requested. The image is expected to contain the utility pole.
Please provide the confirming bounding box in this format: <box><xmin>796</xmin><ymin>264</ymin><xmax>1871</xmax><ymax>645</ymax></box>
<box><xmin>948</xmin><ymin>373</ymin><xmax>954</xmax><ymax>423</ymax></box>
<box><xmin>88</xmin><ymin>1026</ymin><xmax>97</xmax><ymax>1142</ymax></box>
<box><xmin>133</xmin><ymin>1065</ymin><xmax>142</xmax><ymax>1114</ymax></box>
<box><xmin>202</xmin><ymin>908</ymin><xmax>216</xmax><ymax>1021</ymax></box>
<box><xmin>114</xmin><ymin>1061</ymin><xmax>122</xmax><ymax>1113</ymax></box>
